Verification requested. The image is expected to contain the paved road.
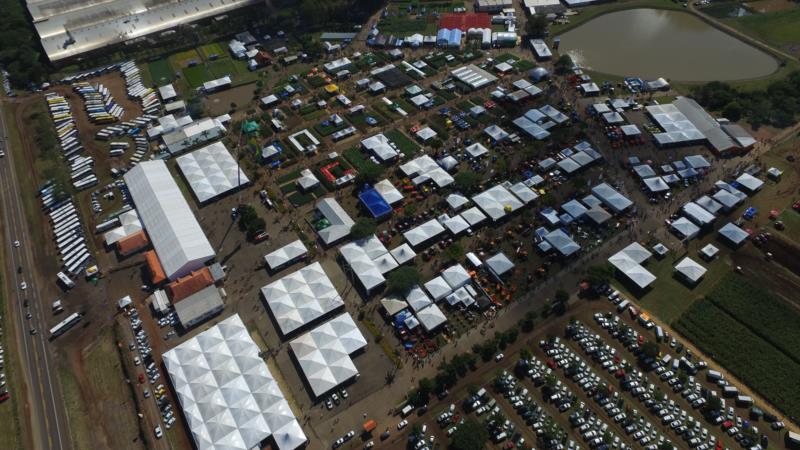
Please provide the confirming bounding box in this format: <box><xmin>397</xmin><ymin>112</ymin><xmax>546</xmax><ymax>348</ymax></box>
<box><xmin>0</xmin><ymin>102</ymin><xmax>72</xmax><ymax>450</ymax></box>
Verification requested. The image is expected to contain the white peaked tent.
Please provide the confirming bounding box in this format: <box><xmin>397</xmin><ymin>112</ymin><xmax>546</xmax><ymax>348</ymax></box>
<box><xmin>441</xmin><ymin>264</ymin><xmax>471</xmax><ymax>289</ymax></box>
<box><xmin>718</xmin><ymin>222</ymin><xmax>749</xmax><ymax>246</ymax></box>
<box><xmin>442</xmin><ymin>214</ymin><xmax>471</xmax><ymax>235</ymax></box>
<box><xmin>671</xmin><ymin>217</ymin><xmax>701</xmax><ymax>240</ymax></box>
<box><xmin>460</xmin><ymin>207</ymin><xmax>487</xmax><ymax>227</ymax></box>
<box><xmin>445</xmin><ymin>287</ymin><xmax>475</xmax><ymax>307</ymax></box>
<box><xmin>617</xmin><ymin>242</ymin><xmax>652</xmax><ymax>264</ymax></box>
<box><xmin>608</xmin><ymin>252</ymin><xmax>656</xmax><ymax>289</ymax></box>
<box><xmin>340</xmin><ymin>244</ymin><xmax>386</xmax><ymax>293</ymax></box>
<box><xmin>446</xmin><ymin>193</ymin><xmax>470</xmax><ymax>211</ymax></box>
<box><xmin>315</xmin><ymin>198</ymin><xmax>355</xmax><ymax>245</ymax></box>
<box><xmin>374</xmin><ymin>179</ymin><xmax>404</xmax><ymax>205</ymax></box>
<box><xmin>176</xmin><ymin>141</ymin><xmax>250</xmax><ymax>203</ymax></box>
<box><xmin>675</xmin><ymin>257</ymin><xmax>707</xmax><ymax>284</ymax></box>
<box><xmin>424</xmin><ymin>276</ymin><xmax>453</xmax><ymax>301</ymax></box>
<box><xmin>104</xmin><ymin>209</ymin><xmax>143</xmax><ymax>245</ymax></box>
<box><xmin>261</xmin><ymin>262</ymin><xmax>344</xmax><ymax>335</ymax></box>
<box><xmin>403</xmin><ymin>218</ymin><xmax>446</xmax><ymax>247</ymax></box>
<box><xmin>264</xmin><ymin>239</ymin><xmax>308</xmax><ymax>271</ymax></box>
<box><xmin>508</xmin><ymin>182</ymin><xmax>539</xmax><ymax>204</ymax></box>
<box><xmin>163</xmin><ymin>314</ymin><xmax>307</xmax><ymax>450</ymax></box>
<box><xmin>485</xmin><ymin>252</ymin><xmax>515</xmax><ymax>278</ymax></box>
<box><xmin>405</xmin><ymin>286</ymin><xmax>433</xmax><ymax>312</ymax></box>
<box><xmin>416</xmin><ymin>304</ymin><xmax>447</xmax><ymax>332</ymax></box>
<box><xmin>390</xmin><ymin>243</ymin><xmax>417</xmax><ymax>265</ymax></box>
<box><xmin>290</xmin><ymin>313</ymin><xmax>367</xmax><ymax>397</ymax></box>
<box><xmin>472</xmin><ymin>184</ymin><xmax>524</xmax><ymax>221</ymax></box>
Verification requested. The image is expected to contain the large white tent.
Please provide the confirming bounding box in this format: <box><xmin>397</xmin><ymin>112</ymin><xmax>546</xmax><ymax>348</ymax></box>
<box><xmin>339</xmin><ymin>236</ymin><xmax>398</xmax><ymax>293</ymax></box>
<box><xmin>176</xmin><ymin>141</ymin><xmax>250</xmax><ymax>203</ymax></box>
<box><xmin>124</xmin><ymin>160</ymin><xmax>215</xmax><ymax>280</ymax></box>
<box><xmin>472</xmin><ymin>184</ymin><xmax>524</xmax><ymax>221</ymax></box>
<box><xmin>289</xmin><ymin>313</ymin><xmax>367</xmax><ymax>398</ymax></box>
<box><xmin>390</xmin><ymin>243</ymin><xmax>417</xmax><ymax>265</ymax></box>
<box><xmin>374</xmin><ymin>179</ymin><xmax>404</xmax><ymax>205</ymax></box>
<box><xmin>460</xmin><ymin>207</ymin><xmax>488</xmax><ymax>227</ymax></box>
<box><xmin>441</xmin><ymin>264</ymin><xmax>471</xmax><ymax>289</ymax></box>
<box><xmin>403</xmin><ymin>218</ymin><xmax>446</xmax><ymax>248</ymax></box>
<box><xmin>608</xmin><ymin>248</ymin><xmax>656</xmax><ymax>290</ymax></box>
<box><xmin>315</xmin><ymin>198</ymin><xmax>355</xmax><ymax>245</ymax></box>
<box><xmin>591</xmin><ymin>183</ymin><xmax>633</xmax><ymax>213</ymax></box>
<box><xmin>682</xmin><ymin>202</ymin><xmax>716</xmax><ymax>226</ymax></box>
<box><xmin>261</xmin><ymin>262</ymin><xmax>344</xmax><ymax>335</ymax></box>
<box><xmin>675</xmin><ymin>257</ymin><xmax>707</xmax><ymax>284</ymax></box>
<box><xmin>424</xmin><ymin>276</ymin><xmax>452</xmax><ymax>301</ymax></box>
<box><xmin>671</xmin><ymin>217</ymin><xmax>701</xmax><ymax>240</ymax></box>
<box><xmin>485</xmin><ymin>252</ymin><xmax>515</xmax><ymax>278</ymax></box>
<box><xmin>405</xmin><ymin>286</ymin><xmax>433</xmax><ymax>312</ymax></box>
<box><xmin>264</xmin><ymin>240</ymin><xmax>308</xmax><ymax>271</ymax></box>
<box><xmin>103</xmin><ymin>209</ymin><xmax>142</xmax><ymax>245</ymax></box>
<box><xmin>163</xmin><ymin>314</ymin><xmax>307</xmax><ymax>450</ymax></box>
<box><xmin>416</xmin><ymin>304</ymin><xmax>447</xmax><ymax>332</ymax></box>
<box><xmin>719</xmin><ymin>222</ymin><xmax>749</xmax><ymax>246</ymax></box>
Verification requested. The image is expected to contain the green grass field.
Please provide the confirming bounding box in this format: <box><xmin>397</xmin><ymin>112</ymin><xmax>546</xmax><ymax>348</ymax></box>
<box><xmin>147</xmin><ymin>59</ymin><xmax>174</xmax><ymax>84</ymax></box>
<box><xmin>199</xmin><ymin>42</ymin><xmax>226</xmax><ymax>59</ymax></box>
<box><xmin>385</xmin><ymin>129</ymin><xmax>420</xmax><ymax>154</ymax></box>
<box><xmin>725</xmin><ymin>10</ymin><xmax>800</xmax><ymax>54</ymax></box>
<box><xmin>208</xmin><ymin>58</ymin><xmax>238</xmax><ymax>79</ymax></box>
<box><xmin>183</xmin><ymin>65</ymin><xmax>212</xmax><ymax>87</ymax></box>
<box><xmin>169</xmin><ymin>49</ymin><xmax>201</xmax><ymax>69</ymax></box>
<box><xmin>612</xmin><ymin>248</ymin><xmax>731</xmax><ymax>325</ymax></box>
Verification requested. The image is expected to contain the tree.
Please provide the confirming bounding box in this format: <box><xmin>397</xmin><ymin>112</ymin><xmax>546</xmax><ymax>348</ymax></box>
<box><xmin>555</xmin><ymin>289</ymin><xmax>570</xmax><ymax>303</ymax></box>
<box><xmin>704</xmin><ymin>395</ymin><xmax>722</xmax><ymax>413</ymax></box>
<box><xmin>525</xmin><ymin>15</ymin><xmax>549</xmax><ymax>39</ymax></box>
<box><xmin>554</xmin><ymin>54</ymin><xmax>574</xmax><ymax>75</ymax></box>
<box><xmin>386</xmin><ymin>267</ymin><xmax>421</xmax><ymax>295</ymax></box>
<box><xmin>354</xmin><ymin>161</ymin><xmax>384</xmax><ymax>185</ymax></box>
<box><xmin>449</xmin><ymin>419</ymin><xmax>489</xmax><ymax>450</ymax></box>
<box><xmin>658</xmin><ymin>442</ymin><xmax>675</xmax><ymax>450</ymax></box>
<box><xmin>722</xmin><ymin>101</ymin><xmax>743</xmax><ymax>122</ymax></box>
<box><xmin>586</xmin><ymin>263</ymin><xmax>615</xmax><ymax>285</ymax></box>
<box><xmin>350</xmin><ymin>218</ymin><xmax>376</xmax><ymax>240</ymax></box>
<box><xmin>453</xmin><ymin>170</ymin><xmax>481</xmax><ymax>193</ymax></box>
<box><xmin>442</xmin><ymin>243</ymin><xmax>465</xmax><ymax>263</ymax></box>
<box><xmin>640</xmin><ymin>341</ymin><xmax>660</xmax><ymax>359</ymax></box>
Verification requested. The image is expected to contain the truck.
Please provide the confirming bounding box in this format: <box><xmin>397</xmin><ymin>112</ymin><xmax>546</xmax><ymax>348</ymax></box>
<box><xmin>736</xmin><ymin>395</ymin><xmax>753</xmax><ymax>407</ymax></box>
<box><xmin>655</xmin><ymin>326</ymin><xmax>664</xmax><ymax>342</ymax></box>
<box><xmin>707</xmin><ymin>370</ymin><xmax>723</xmax><ymax>382</ymax></box>
<box><xmin>52</xmin><ymin>299</ymin><xmax>64</xmax><ymax>314</ymax></box>
<box><xmin>400</xmin><ymin>404</ymin><xmax>414</xmax><ymax>417</ymax></box>
<box><xmin>723</xmin><ymin>385</ymin><xmax>739</xmax><ymax>398</ymax></box>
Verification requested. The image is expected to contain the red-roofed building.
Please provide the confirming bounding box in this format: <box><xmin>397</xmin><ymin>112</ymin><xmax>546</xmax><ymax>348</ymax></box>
<box><xmin>439</xmin><ymin>13</ymin><xmax>491</xmax><ymax>31</ymax></box>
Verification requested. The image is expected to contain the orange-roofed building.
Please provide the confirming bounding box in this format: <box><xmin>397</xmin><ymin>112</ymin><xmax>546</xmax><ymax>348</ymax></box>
<box><xmin>166</xmin><ymin>267</ymin><xmax>214</xmax><ymax>302</ymax></box>
<box><xmin>145</xmin><ymin>250</ymin><xmax>167</xmax><ymax>285</ymax></box>
<box><xmin>117</xmin><ymin>230</ymin><xmax>150</xmax><ymax>256</ymax></box>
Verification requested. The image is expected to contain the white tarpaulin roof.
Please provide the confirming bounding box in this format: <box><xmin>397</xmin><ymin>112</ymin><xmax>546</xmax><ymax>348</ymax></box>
<box><xmin>290</xmin><ymin>313</ymin><xmax>366</xmax><ymax>397</ymax></box>
<box><xmin>316</xmin><ymin>198</ymin><xmax>355</xmax><ymax>245</ymax></box>
<box><xmin>163</xmin><ymin>314</ymin><xmax>307</xmax><ymax>450</ymax></box>
<box><xmin>381</xmin><ymin>296</ymin><xmax>408</xmax><ymax>316</ymax></box>
<box><xmin>390</xmin><ymin>243</ymin><xmax>416</xmax><ymax>265</ymax></box>
<box><xmin>643</xmin><ymin>177</ymin><xmax>669</xmax><ymax>192</ymax></box>
<box><xmin>591</xmin><ymin>183</ymin><xmax>633</xmax><ymax>213</ymax></box>
<box><xmin>486</xmin><ymin>252</ymin><xmax>514</xmax><ymax>277</ymax></box>
<box><xmin>460</xmin><ymin>207</ymin><xmax>488</xmax><ymax>226</ymax></box>
<box><xmin>671</xmin><ymin>217</ymin><xmax>700</xmax><ymax>240</ymax></box>
<box><xmin>719</xmin><ymin>222</ymin><xmax>748</xmax><ymax>245</ymax></box>
<box><xmin>261</xmin><ymin>262</ymin><xmax>344</xmax><ymax>335</ymax></box>
<box><xmin>176</xmin><ymin>141</ymin><xmax>250</xmax><ymax>203</ymax></box>
<box><xmin>473</xmin><ymin>184</ymin><xmax>524</xmax><ymax>221</ymax></box>
<box><xmin>445</xmin><ymin>287</ymin><xmax>475</xmax><ymax>307</ymax></box>
<box><xmin>508</xmin><ymin>182</ymin><xmax>539</xmax><ymax>204</ymax></box>
<box><xmin>264</xmin><ymin>240</ymin><xmax>308</xmax><ymax>271</ymax></box>
<box><xmin>416</xmin><ymin>303</ymin><xmax>447</xmax><ymax>332</ymax></box>
<box><xmin>339</xmin><ymin>236</ymin><xmax>397</xmax><ymax>292</ymax></box>
<box><xmin>403</xmin><ymin>218</ymin><xmax>446</xmax><ymax>247</ymax></box>
<box><xmin>374</xmin><ymin>179</ymin><xmax>404</xmax><ymax>205</ymax></box>
<box><xmin>104</xmin><ymin>209</ymin><xmax>142</xmax><ymax>245</ymax></box>
<box><xmin>441</xmin><ymin>264</ymin><xmax>471</xmax><ymax>289</ymax></box>
<box><xmin>608</xmin><ymin>252</ymin><xmax>656</xmax><ymax>289</ymax></box>
<box><xmin>441</xmin><ymin>214</ymin><xmax>471</xmax><ymax>235</ymax></box>
<box><xmin>424</xmin><ymin>276</ymin><xmax>452</xmax><ymax>301</ymax></box>
<box><xmin>683</xmin><ymin>201</ymin><xmax>716</xmax><ymax>226</ymax></box>
<box><xmin>617</xmin><ymin>242</ymin><xmax>652</xmax><ymax>264</ymax></box>
<box><xmin>124</xmin><ymin>160</ymin><xmax>215</xmax><ymax>280</ymax></box>
<box><xmin>405</xmin><ymin>286</ymin><xmax>433</xmax><ymax>312</ymax></box>
<box><xmin>675</xmin><ymin>257</ymin><xmax>707</xmax><ymax>283</ymax></box>
<box><xmin>446</xmin><ymin>193</ymin><xmax>470</xmax><ymax>211</ymax></box>
<box><xmin>544</xmin><ymin>229</ymin><xmax>581</xmax><ymax>256</ymax></box>
<box><xmin>465</xmin><ymin>142</ymin><xmax>489</xmax><ymax>158</ymax></box>
<box><xmin>735</xmin><ymin>173</ymin><xmax>764</xmax><ymax>192</ymax></box>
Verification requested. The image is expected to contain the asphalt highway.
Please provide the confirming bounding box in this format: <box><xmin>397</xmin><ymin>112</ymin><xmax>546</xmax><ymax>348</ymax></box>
<box><xmin>0</xmin><ymin>102</ymin><xmax>72</xmax><ymax>450</ymax></box>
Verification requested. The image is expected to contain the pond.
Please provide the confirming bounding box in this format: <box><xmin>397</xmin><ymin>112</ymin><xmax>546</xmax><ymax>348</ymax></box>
<box><xmin>557</xmin><ymin>8</ymin><xmax>778</xmax><ymax>81</ymax></box>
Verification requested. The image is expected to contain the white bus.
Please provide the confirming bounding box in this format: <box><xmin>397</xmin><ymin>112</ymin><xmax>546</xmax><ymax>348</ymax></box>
<box><xmin>49</xmin><ymin>312</ymin><xmax>81</xmax><ymax>339</ymax></box>
<box><xmin>56</xmin><ymin>271</ymin><xmax>75</xmax><ymax>289</ymax></box>
<box><xmin>66</xmin><ymin>253</ymin><xmax>90</xmax><ymax>275</ymax></box>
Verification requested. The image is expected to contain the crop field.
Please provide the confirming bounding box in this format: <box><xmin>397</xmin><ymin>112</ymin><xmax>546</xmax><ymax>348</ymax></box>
<box><xmin>674</xmin><ymin>294</ymin><xmax>800</xmax><ymax>419</ymax></box>
<box><xmin>208</xmin><ymin>58</ymin><xmax>238</xmax><ymax>79</ymax></box>
<box><xmin>705</xmin><ymin>273</ymin><xmax>800</xmax><ymax>362</ymax></box>
<box><xmin>199</xmin><ymin>42</ymin><xmax>226</xmax><ymax>59</ymax></box>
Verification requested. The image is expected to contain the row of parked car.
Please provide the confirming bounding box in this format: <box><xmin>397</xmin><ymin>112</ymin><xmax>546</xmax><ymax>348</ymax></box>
<box><xmin>591</xmin><ymin>310</ymin><xmax>776</xmax><ymax>450</ymax></box>
<box><xmin>539</xmin><ymin>336</ymin><xmax>661</xmax><ymax>449</ymax></box>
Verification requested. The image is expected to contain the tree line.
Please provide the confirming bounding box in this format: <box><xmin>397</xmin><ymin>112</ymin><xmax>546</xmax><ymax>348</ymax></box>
<box><xmin>0</xmin><ymin>0</ymin><xmax>48</xmax><ymax>88</ymax></box>
<box><xmin>692</xmin><ymin>71</ymin><xmax>800</xmax><ymax>129</ymax></box>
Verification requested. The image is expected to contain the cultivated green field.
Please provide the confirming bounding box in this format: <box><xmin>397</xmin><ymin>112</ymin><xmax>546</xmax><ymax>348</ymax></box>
<box><xmin>385</xmin><ymin>129</ymin><xmax>420</xmax><ymax>154</ymax></box>
<box><xmin>674</xmin><ymin>278</ymin><xmax>800</xmax><ymax>420</ymax></box>
<box><xmin>706</xmin><ymin>273</ymin><xmax>800</xmax><ymax>363</ymax></box>
<box><xmin>183</xmin><ymin>65</ymin><xmax>213</xmax><ymax>87</ymax></box>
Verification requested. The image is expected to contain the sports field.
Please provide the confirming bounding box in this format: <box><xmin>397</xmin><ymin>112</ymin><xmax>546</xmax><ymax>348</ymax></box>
<box><xmin>147</xmin><ymin>59</ymin><xmax>174</xmax><ymax>85</ymax></box>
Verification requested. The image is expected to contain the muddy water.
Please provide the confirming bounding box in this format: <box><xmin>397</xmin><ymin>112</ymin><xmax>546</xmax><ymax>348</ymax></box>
<box><xmin>557</xmin><ymin>8</ymin><xmax>779</xmax><ymax>81</ymax></box>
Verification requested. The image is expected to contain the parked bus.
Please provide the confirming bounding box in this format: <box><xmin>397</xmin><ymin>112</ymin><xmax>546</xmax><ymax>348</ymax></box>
<box><xmin>49</xmin><ymin>312</ymin><xmax>81</xmax><ymax>339</ymax></box>
<box><xmin>56</xmin><ymin>271</ymin><xmax>75</xmax><ymax>289</ymax></box>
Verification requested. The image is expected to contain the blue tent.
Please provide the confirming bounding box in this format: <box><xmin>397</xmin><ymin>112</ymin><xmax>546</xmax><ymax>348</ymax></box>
<box><xmin>359</xmin><ymin>187</ymin><xmax>392</xmax><ymax>218</ymax></box>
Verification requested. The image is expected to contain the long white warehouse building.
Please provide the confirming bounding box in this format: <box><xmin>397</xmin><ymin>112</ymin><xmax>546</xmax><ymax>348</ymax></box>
<box><xmin>27</xmin><ymin>0</ymin><xmax>261</xmax><ymax>61</ymax></box>
<box><xmin>124</xmin><ymin>160</ymin><xmax>215</xmax><ymax>280</ymax></box>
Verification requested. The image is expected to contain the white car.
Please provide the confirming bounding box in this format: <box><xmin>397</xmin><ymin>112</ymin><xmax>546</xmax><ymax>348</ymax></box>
<box><xmin>19</xmin><ymin>281</ymin><xmax>27</xmax><ymax>290</ymax></box>
<box><xmin>397</xmin><ymin>419</ymin><xmax>408</xmax><ymax>430</ymax></box>
<box><xmin>495</xmin><ymin>353</ymin><xmax>504</xmax><ymax>362</ymax></box>
<box><xmin>13</xmin><ymin>240</ymin><xmax>20</xmax><ymax>248</ymax></box>
<box><xmin>154</xmin><ymin>425</ymin><xmax>163</xmax><ymax>439</ymax></box>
